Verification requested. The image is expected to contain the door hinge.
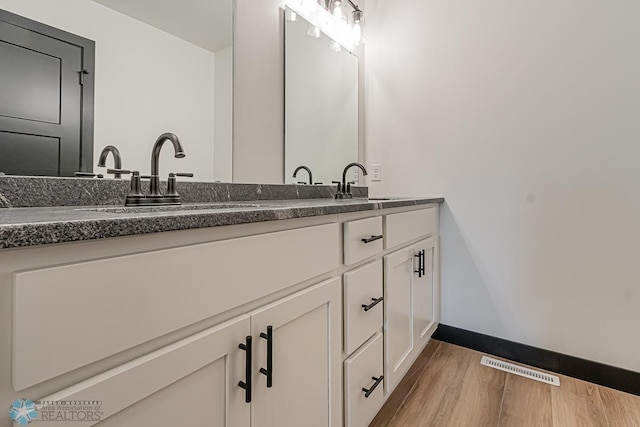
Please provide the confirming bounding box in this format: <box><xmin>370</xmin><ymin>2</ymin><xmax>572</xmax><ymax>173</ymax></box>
<box><xmin>79</xmin><ymin>69</ymin><xmax>89</xmax><ymax>85</ymax></box>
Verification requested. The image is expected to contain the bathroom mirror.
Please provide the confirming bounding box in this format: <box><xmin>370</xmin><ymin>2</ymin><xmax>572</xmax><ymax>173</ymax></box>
<box><xmin>0</xmin><ymin>0</ymin><xmax>233</xmax><ymax>181</ymax></box>
<box><xmin>284</xmin><ymin>7</ymin><xmax>359</xmax><ymax>186</ymax></box>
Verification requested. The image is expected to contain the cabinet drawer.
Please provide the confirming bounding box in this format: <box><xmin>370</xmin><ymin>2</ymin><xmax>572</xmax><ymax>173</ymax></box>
<box><xmin>344</xmin><ymin>333</ymin><xmax>384</xmax><ymax>427</ymax></box>
<box><xmin>385</xmin><ymin>207</ymin><xmax>436</xmax><ymax>249</ymax></box>
<box><xmin>343</xmin><ymin>260</ymin><xmax>383</xmax><ymax>354</ymax></box>
<box><xmin>343</xmin><ymin>216</ymin><xmax>383</xmax><ymax>265</ymax></box>
<box><xmin>12</xmin><ymin>223</ymin><xmax>339</xmax><ymax>391</ymax></box>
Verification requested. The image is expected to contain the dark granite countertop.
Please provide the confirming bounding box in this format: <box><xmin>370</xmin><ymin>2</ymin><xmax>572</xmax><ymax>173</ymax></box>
<box><xmin>0</xmin><ymin>197</ymin><xmax>444</xmax><ymax>250</ymax></box>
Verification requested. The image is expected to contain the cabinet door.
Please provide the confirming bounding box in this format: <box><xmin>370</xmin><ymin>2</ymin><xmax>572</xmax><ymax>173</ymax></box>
<box><xmin>250</xmin><ymin>278</ymin><xmax>342</xmax><ymax>427</ymax></box>
<box><xmin>383</xmin><ymin>237</ymin><xmax>438</xmax><ymax>394</ymax></box>
<box><xmin>37</xmin><ymin>316</ymin><xmax>251</xmax><ymax>427</ymax></box>
<box><xmin>383</xmin><ymin>245</ymin><xmax>416</xmax><ymax>393</ymax></box>
<box><xmin>414</xmin><ymin>237</ymin><xmax>437</xmax><ymax>350</ymax></box>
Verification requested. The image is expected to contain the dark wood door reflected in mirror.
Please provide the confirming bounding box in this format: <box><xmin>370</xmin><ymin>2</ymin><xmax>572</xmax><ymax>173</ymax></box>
<box><xmin>0</xmin><ymin>9</ymin><xmax>94</xmax><ymax>177</ymax></box>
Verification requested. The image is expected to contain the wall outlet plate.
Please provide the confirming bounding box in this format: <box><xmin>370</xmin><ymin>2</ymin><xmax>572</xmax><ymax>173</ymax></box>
<box><xmin>371</xmin><ymin>164</ymin><xmax>382</xmax><ymax>181</ymax></box>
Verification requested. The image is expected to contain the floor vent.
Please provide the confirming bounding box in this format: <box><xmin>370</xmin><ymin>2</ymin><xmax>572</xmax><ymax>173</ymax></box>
<box><xmin>481</xmin><ymin>356</ymin><xmax>561</xmax><ymax>386</ymax></box>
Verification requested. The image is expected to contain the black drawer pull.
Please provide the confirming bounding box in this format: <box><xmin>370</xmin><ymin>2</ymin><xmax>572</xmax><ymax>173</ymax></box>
<box><xmin>362</xmin><ymin>297</ymin><xmax>383</xmax><ymax>312</ymax></box>
<box><xmin>361</xmin><ymin>235</ymin><xmax>383</xmax><ymax>244</ymax></box>
<box><xmin>362</xmin><ymin>376</ymin><xmax>384</xmax><ymax>398</ymax></box>
<box><xmin>414</xmin><ymin>249</ymin><xmax>425</xmax><ymax>277</ymax></box>
<box><xmin>259</xmin><ymin>325</ymin><xmax>273</xmax><ymax>388</ymax></box>
<box><xmin>238</xmin><ymin>336</ymin><xmax>252</xmax><ymax>403</ymax></box>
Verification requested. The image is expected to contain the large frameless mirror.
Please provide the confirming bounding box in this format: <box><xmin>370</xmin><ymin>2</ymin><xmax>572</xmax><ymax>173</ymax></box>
<box><xmin>284</xmin><ymin>6</ymin><xmax>359</xmax><ymax>186</ymax></box>
<box><xmin>0</xmin><ymin>0</ymin><xmax>233</xmax><ymax>181</ymax></box>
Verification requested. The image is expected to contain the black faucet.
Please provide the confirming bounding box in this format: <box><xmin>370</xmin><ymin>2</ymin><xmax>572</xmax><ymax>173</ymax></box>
<box><xmin>97</xmin><ymin>145</ymin><xmax>122</xmax><ymax>178</ymax></box>
<box><xmin>293</xmin><ymin>165</ymin><xmax>313</xmax><ymax>185</ymax></box>
<box><xmin>335</xmin><ymin>162</ymin><xmax>368</xmax><ymax>199</ymax></box>
<box><xmin>106</xmin><ymin>133</ymin><xmax>191</xmax><ymax>206</ymax></box>
<box><xmin>148</xmin><ymin>133</ymin><xmax>185</xmax><ymax>200</ymax></box>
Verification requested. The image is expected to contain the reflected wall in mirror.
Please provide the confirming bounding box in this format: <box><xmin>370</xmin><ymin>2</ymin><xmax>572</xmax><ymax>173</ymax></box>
<box><xmin>284</xmin><ymin>6</ymin><xmax>359</xmax><ymax>186</ymax></box>
<box><xmin>0</xmin><ymin>0</ymin><xmax>233</xmax><ymax>181</ymax></box>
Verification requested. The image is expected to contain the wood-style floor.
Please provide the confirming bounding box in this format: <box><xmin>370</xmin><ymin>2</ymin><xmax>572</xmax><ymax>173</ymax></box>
<box><xmin>370</xmin><ymin>340</ymin><xmax>640</xmax><ymax>427</ymax></box>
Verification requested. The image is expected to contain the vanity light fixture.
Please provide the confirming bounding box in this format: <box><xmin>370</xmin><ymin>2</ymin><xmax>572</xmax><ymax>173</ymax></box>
<box><xmin>351</xmin><ymin>8</ymin><xmax>365</xmax><ymax>45</ymax></box>
<box><xmin>345</xmin><ymin>0</ymin><xmax>366</xmax><ymax>46</ymax></box>
<box><xmin>286</xmin><ymin>0</ymin><xmax>365</xmax><ymax>51</ymax></box>
<box><xmin>332</xmin><ymin>0</ymin><xmax>343</xmax><ymax>20</ymax></box>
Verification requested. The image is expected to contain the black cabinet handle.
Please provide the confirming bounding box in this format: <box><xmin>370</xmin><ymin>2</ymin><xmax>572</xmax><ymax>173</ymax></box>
<box><xmin>362</xmin><ymin>297</ymin><xmax>383</xmax><ymax>312</ymax></box>
<box><xmin>414</xmin><ymin>249</ymin><xmax>425</xmax><ymax>277</ymax></box>
<box><xmin>259</xmin><ymin>326</ymin><xmax>273</xmax><ymax>388</ymax></box>
<box><xmin>421</xmin><ymin>250</ymin><xmax>426</xmax><ymax>276</ymax></box>
<box><xmin>361</xmin><ymin>235</ymin><xmax>383</xmax><ymax>244</ymax></box>
<box><xmin>238</xmin><ymin>336</ymin><xmax>252</xmax><ymax>403</ymax></box>
<box><xmin>362</xmin><ymin>376</ymin><xmax>384</xmax><ymax>398</ymax></box>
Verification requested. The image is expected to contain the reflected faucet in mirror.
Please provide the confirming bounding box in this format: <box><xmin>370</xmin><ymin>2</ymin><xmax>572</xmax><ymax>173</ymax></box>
<box><xmin>97</xmin><ymin>145</ymin><xmax>122</xmax><ymax>178</ymax></box>
<box><xmin>293</xmin><ymin>165</ymin><xmax>313</xmax><ymax>185</ymax></box>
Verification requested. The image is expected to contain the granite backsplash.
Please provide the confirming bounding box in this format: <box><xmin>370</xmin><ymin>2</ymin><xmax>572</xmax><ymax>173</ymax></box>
<box><xmin>0</xmin><ymin>176</ymin><xmax>368</xmax><ymax>208</ymax></box>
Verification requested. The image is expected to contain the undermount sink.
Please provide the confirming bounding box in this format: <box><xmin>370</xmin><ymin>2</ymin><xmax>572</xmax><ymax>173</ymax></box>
<box><xmin>79</xmin><ymin>202</ymin><xmax>273</xmax><ymax>214</ymax></box>
<box><xmin>368</xmin><ymin>197</ymin><xmax>392</xmax><ymax>201</ymax></box>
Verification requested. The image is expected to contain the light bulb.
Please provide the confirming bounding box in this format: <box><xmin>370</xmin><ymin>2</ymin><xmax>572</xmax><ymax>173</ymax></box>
<box><xmin>333</xmin><ymin>0</ymin><xmax>343</xmax><ymax>20</ymax></box>
<box><xmin>307</xmin><ymin>24</ymin><xmax>321</xmax><ymax>38</ymax></box>
<box><xmin>351</xmin><ymin>9</ymin><xmax>365</xmax><ymax>45</ymax></box>
<box><xmin>352</xmin><ymin>22</ymin><xmax>362</xmax><ymax>45</ymax></box>
<box><xmin>329</xmin><ymin>39</ymin><xmax>342</xmax><ymax>52</ymax></box>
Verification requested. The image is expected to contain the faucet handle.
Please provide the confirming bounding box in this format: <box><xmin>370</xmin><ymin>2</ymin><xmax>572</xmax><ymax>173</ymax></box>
<box><xmin>165</xmin><ymin>172</ymin><xmax>193</xmax><ymax>199</ymax></box>
<box><xmin>125</xmin><ymin>171</ymin><xmax>145</xmax><ymax>203</ymax></box>
<box><xmin>107</xmin><ymin>168</ymin><xmax>131</xmax><ymax>176</ymax></box>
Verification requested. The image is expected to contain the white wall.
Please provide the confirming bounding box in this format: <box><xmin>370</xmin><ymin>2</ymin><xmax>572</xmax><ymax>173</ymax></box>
<box><xmin>214</xmin><ymin>46</ymin><xmax>233</xmax><ymax>182</ymax></box>
<box><xmin>365</xmin><ymin>0</ymin><xmax>640</xmax><ymax>372</ymax></box>
<box><xmin>0</xmin><ymin>0</ymin><xmax>216</xmax><ymax>180</ymax></box>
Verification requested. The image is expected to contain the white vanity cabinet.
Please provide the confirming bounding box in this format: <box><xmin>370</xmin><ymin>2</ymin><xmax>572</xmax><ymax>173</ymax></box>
<box><xmin>37</xmin><ymin>316</ymin><xmax>252</xmax><ymax>427</ymax></box>
<box><xmin>383</xmin><ymin>236</ymin><xmax>437</xmax><ymax>393</ymax></box>
<box><xmin>0</xmin><ymin>201</ymin><xmax>440</xmax><ymax>427</ymax></box>
<box><xmin>250</xmin><ymin>278</ymin><xmax>342</xmax><ymax>427</ymax></box>
<box><xmin>31</xmin><ymin>278</ymin><xmax>342</xmax><ymax>427</ymax></box>
<box><xmin>382</xmin><ymin>208</ymin><xmax>439</xmax><ymax>394</ymax></box>
<box><xmin>340</xmin><ymin>205</ymin><xmax>440</xmax><ymax>426</ymax></box>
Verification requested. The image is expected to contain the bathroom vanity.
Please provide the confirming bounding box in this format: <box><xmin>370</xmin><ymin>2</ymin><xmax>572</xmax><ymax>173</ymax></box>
<box><xmin>0</xmin><ymin>183</ymin><xmax>442</xmax><ymax>427</ymax></box>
